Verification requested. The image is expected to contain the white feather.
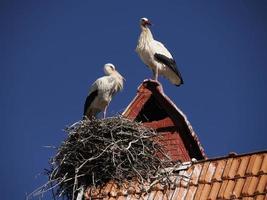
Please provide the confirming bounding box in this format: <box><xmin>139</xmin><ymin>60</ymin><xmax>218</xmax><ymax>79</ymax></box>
<box><xmin>150</xmin><ymin>40</ymin><xmax>173</xmax><ymax>58</ymax></box>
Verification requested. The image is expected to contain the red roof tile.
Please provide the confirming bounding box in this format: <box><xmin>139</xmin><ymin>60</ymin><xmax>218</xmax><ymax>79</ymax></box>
<box><xmin>208</xmin><ymin>182</ymin><xmax>220</xmax><ymax>199</ymax></box>
<box><xmin>85</xmin><ymin>150</ymin><xmax>267</xmax><ymax>200</ymax></box>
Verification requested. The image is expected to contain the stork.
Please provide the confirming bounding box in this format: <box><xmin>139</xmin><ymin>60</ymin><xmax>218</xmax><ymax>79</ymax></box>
<box><xmin>83</xmin><ymin>63</ymin><xmax>124</xmax><ymax>119</ymax></box>
<box><xmin>136</xmin><ymin>17</ymin><xmax>184</xmax><ymax>86</ymax></box>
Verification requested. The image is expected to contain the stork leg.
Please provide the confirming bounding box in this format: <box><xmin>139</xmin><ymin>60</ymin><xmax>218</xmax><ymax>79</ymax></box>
<box><xmin>152</xmin><ymin>67</ymin><xmax>159</xmax><ymax>81</ymax></box>
<box><xmin>103</xmin><ymin>106</ymin><xmax>108</xmax><ymax>119</ymax></box>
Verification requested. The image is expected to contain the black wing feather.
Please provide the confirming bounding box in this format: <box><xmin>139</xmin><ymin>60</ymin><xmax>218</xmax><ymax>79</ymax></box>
<box><xmin>154</xmin><ymin>53</ymin><xmax>184</xmax><ymax>84</ymax></box>
<box><xmin>83</xmin><ymin>90</ymin><xmax>98</xmax><ymax>116</ymax></box>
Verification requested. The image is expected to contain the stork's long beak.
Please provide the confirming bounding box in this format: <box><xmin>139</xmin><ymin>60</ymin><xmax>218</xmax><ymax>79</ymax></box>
<box><xmin>145</xmin><ymin>20</ymin><xmax>152</xmax><ymax>26</ymax></box>
<box><xmin>120</xmin><ymin>74</ymin><xmax>126</xmax><ymax>81</ymax></box>
<box><xmin>115</xmin><ymin>71</ymin><xmax>126</xmax><ymax>81</ymax></box>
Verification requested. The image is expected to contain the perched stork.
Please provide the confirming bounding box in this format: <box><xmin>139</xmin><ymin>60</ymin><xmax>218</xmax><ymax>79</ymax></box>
<box><xmin>136</xmin><ymin>17</ymin><xmax>184</xmax><ymax>86</ymax></box>
<box><xmin>83</xmin><ymin>63</ymin><xmax>124</xmax><ymax>119</ymax></box>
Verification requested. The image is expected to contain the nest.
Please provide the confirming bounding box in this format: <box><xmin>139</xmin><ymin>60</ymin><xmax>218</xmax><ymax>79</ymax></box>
<box><xmin>30</xmin><ymin>116</ymin><xmax>176</xmax><ymax>200</ymax></box>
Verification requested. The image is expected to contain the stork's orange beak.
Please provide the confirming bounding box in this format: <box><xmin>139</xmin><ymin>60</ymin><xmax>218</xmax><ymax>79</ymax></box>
<box><xmin>145</xmin><ymin>20</ymin><xmax>152</xmax><ymax>26</ymax></box>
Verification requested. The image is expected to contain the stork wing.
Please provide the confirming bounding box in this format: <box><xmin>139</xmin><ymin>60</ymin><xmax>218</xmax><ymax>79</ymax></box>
<box><xmin>154</xmin><ymin>53</ymin><xmax>184</xmax><ymax>85</ymax></box>
<box><xmin>150</xmin><ymin>40</ymin><xmax>173</xmax><ymax>58</ymax></box>
<box><xmin>83</xmin><ymin>90</ymin><xmax>98</xmax><ymax>116</ymax></box>
<box><xmin>150</xmin><ymin>40</ymin><xmax>183</xmax><ymax>85</ymax></box>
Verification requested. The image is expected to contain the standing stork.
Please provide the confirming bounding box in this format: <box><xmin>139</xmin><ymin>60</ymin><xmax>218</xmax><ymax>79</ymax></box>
<box><xmin>83</xmin><ymin>63</ymin><xmax>124</xmax><ymax>119</ymax></box>
<box><xmin>136</xmin><ymin>17</ymin><xmax>184</xmax><ymax>86</ymax></box>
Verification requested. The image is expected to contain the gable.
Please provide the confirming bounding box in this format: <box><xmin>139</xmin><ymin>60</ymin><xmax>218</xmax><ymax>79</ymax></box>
<box><xmin>135</xmin><ymin>95</ymin><xmax>169</xmax><ymax>122</ymax></box>
<box><xmin>122</xmin><ymin>80</ymin><xmax>206</xmax><ymax>161</ymax></box>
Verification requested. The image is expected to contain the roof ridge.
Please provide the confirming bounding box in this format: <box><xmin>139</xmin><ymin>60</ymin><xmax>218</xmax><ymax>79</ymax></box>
<box><xmin>193</xmin><ymin>149</ymin><xmax>267</xmax><ymax>163</ymax></box>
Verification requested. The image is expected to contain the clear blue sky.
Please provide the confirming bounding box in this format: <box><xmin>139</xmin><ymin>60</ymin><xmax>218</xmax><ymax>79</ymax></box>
<box><xmin>1</xmin><ymin>0</ymin><xmax>267</xmax><ymax>199</ymax></box>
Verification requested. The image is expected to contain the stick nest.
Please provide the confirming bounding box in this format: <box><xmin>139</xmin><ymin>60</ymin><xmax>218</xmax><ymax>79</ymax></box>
<box><xmin>33</xmin><ymin>116</ymin><xmax>175</xmax><ymax>199</ymax></box>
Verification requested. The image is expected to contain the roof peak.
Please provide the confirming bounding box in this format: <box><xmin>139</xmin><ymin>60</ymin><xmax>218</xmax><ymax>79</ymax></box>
<box><xmin>123</xmin><ymin>80</ymin><xmax>206</xmax><ymax>161</ymax></box>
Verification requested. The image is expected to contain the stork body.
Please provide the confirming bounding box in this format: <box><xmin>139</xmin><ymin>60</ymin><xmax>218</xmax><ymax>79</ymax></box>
<box><xmin>83</xmin><ymin>63</ymin><xmax>124</xmax><ymax>119</ymax></box>
<box><xmin>136</xmin><ymin>18</ymin><xmax>183</xmax><ymax>86</ymax></box>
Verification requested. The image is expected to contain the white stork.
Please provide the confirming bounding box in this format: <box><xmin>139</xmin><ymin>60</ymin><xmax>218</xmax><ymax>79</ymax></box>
<box><xmin>136</xmin><ymin>17</ymin><xmax>184</xmax><ymax>86</ymax></box>
<box><xmin>83</xmin><ymin>63</ymin><xmax>124</xmax><ymax>119</ymax></box>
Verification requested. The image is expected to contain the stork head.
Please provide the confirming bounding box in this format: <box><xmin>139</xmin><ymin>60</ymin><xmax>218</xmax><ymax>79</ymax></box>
<box><xmin>103</xmin><ymin>63</ymin><xmax>125</xmax><ymax>82</ymax></box>
<box><xmin>104</xmin><ymin>63</ymin><xmax>116</xmax><ymax>75</ymax></box>
<box><xmin>140</xmin><ymin>17</ymin><xmax>152</xmax><ymax>28</ymax></box>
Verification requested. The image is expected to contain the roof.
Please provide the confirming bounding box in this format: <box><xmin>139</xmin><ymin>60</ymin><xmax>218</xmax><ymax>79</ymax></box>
<box><xmin>85</xmin><ymin>150</ymin><xmax>267</xmax><ymax>199</ymax></box>
<box><xmin>122</xmin><ymin>80</ymin><xmax>206</xmax><ymax>161</ymax></box>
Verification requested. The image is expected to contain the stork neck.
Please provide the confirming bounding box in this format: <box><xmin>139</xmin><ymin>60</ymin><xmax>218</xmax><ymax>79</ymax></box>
<box><xmin>139</xmin><ymin>26</ymin><xmax>154</xmax><ymax>43</ymax></box>
<box><xmin>111</xmin><ymin>72</ymin><xmax>124</xmax><ymax>91</ymax></box>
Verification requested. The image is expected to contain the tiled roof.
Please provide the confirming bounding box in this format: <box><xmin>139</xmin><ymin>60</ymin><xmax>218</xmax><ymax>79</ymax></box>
<box><xmin>85</xmin><ymin>150</ymin><xmax>267</xmax><ymax>199</ymax></box>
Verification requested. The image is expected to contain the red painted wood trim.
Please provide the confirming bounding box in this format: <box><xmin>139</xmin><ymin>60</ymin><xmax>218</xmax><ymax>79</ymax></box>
<box><xmin>124</xmin><ymin>92</ymin><xmax>151</xmax><ymax>120</ymax></box>
<box><xmin>143</xmin><ymin>117</ymin><xmax>174</xmax><ymax>129</ymax></box>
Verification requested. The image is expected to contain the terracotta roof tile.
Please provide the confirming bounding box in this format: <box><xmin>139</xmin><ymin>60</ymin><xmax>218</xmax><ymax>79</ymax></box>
<box><xmin>101</xmin><ymin>181</ymin><xmax>114</xmax><ymax>196</ymax></box>
<box><xmin>116</xmin><ymin>196</ymin><xmax>126</xmax><ymax>200</ymax></box>
<box><xmin>217</xmin><ymin>180</ymin><xmax>228</xmax><ymax>199</ymax></box>
<box><xmin>110</xmin><ymin>183</ymin><xmax>119</xmax><ymax>197</ymax></box>
<box><xmin>231</xmin><ymin>178</ymin><xmax>245</xmax><ymax>199</ymax></box>
<box><xmin>147</xmin><ymin>190</ymin><xmax>157</xmax><ymax>200</ymax></box>
<box><xmin>207</xmin><ymin>182</ymin><xmax>220</xmax><ymax>200</ymax></box>
<box><xmin>174</xmin><ymin>187</ymin><xmax>187</xmax><ymax>199</ymax></box>
<box><xmin>106</xmin><ymin>197</ymin><xmax>116</xmax><ymax>200</ymax></box>
<box><xmin>256</xmin><ymin>175</ymin><xmax>267</xmax><ymax>194</ymax></box>
<box><xmin>169</xmin><ymin>187</ymin><xmax>180</xmax><ymax>200</ymax></box>
<box><xmin>116</xmin><ymin>183</ymin><xmax>128</xmax><ymax>196</ymax></box>
<box><xmin>85</xmin><ymin>150</ymin><xmax>267</xmax><ymax>200</ymax></box>
<box><xmin>242</xmin><ymin>176</ymin><xmax>255</xmax><ymax>196</ymax></box>
<box><xmin>198</xmin><ymin>161</ymin><xmax>210</xmax><ymax>183</ymax></box>
<box><xmin>184</xmin><ymin>185</ymin><xmax>197</xmax><ymax>200</ymax></box>
<box><xmin>153</xmin><ymin>190</ymin><xmax>163</xmax><ymax>200</ymax></box>
<box><xmin>242</xmin><ymin>197</ymin><xmax>255</xmax><ymax>200</ymax></box>
<box><xmin>199</xmin><ymin>183</ymin><xmax>211</xmax><ymax>200</ymax></box>
<box><xmin>224</xmin><ymin>179</ymin><xmax>235</xmax><ymax>199</ymax></box>
<box><xmin>254</xmin><ymin>155</ymin><xmax>264</xmax><ymax>174</ymax></box>
<box><xmin>140</xmin><ymin>193</ymin><xmax>149</xmax><ymax>200</ymax></box>
<box><xmin>236</xmin><ymin>156</ymin><xmax>250</xmax><ymax>178</ymax></box>
<box><xmin>131</xmin><ymin>180</ymin><xmax>142</xmax><ymax>194</ymax></box>
<box><xmin>162</xmin><ymin>189</ymin><xmax>174</xmax><ymax>200</ymax></box>
<box><xmin>222</xmin><ymin>158</ymin><xmax>233</xmax><ymax>179</ymax></box>
<box><xmin>89</xmin><ymin>186</ymin><xmax>101</xmax><ymax>197</ymax></box>
<box><xmin>212</xmin><ymin>159</ymin><xmax>226</xmax><ymax>181</ymax></box>
<box><xmin>255</xmin><ymin>194</ymin><xmax>267</xmax><ymax>200</ymax></box>
<box><xmin>204</xmin><ymin>162</ymin><xmax>216</xmax><ymax>183</ymax></box>
<box><xmin>193</xmin><ymin>183</ymin><xmax>204</xmax><ymax>199</ymax></box>
<box><xmin>246</xmin><ymin>154</ymin><xmax>258</xmax><ymax>176</ymax></box>
<box><xmin>126</xmin><ymin>194</ymin><xmax>138</xmax><ymax>200</ymax></box>
<box><xmin>190</xmin><ymin>164</ymin><xmax>203</xmax><ymax>185</ymax></box>
<box><xmin>248</xmin><ymin>176</ymin><xmax>260</xmax><ymax>195</ymax></box>
<box><xmin>260</xmin><ymin>154</ymin><xmax>267</xmax><ymax>174</ymax></box>
<box><xmin>152</xmin><ymin>183</ymin><xmax>164</xmax><ymax>191</ymax></box>
<box><xmin>228</xmin><ymin>157</ymin><xmax>241</xmax><ymax>179</ymax></box>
